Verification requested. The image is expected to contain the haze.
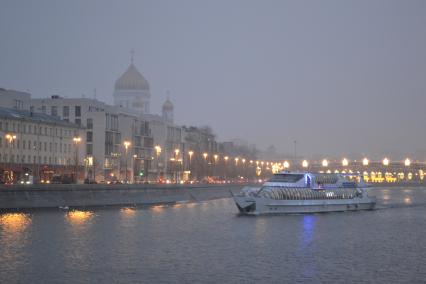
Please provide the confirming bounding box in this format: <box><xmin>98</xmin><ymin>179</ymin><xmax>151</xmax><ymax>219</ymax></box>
<box><xmin>1</xmin><ymin>0</ymin><xmax>425</xmax><ymax>159</ymax></box>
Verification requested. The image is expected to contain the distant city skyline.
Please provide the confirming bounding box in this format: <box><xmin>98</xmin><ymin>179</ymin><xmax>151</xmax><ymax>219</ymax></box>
<box><xmin>1</xmin><ymin>0</ymin><xmax>425</xmax><ymax>159</ymax></box>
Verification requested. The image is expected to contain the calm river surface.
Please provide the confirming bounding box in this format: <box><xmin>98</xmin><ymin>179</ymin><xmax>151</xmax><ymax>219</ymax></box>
<box><xmin>1</xmin><ymin>187</ymin><xmax>426</xmax><ymax>283</ymax></box>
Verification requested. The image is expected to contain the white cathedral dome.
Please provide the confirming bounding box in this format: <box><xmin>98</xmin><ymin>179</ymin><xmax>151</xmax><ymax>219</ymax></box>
<box><xmin>115</xmin><ymin>64</ymin><xmax>150</xmax><ymax>91</ymax></box>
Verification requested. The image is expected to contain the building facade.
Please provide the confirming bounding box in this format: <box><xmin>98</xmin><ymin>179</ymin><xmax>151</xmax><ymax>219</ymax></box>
<box><xmin>0</xmin><ymin>106</ymin><xmax>83</xmax><ymax>183</ymax></box>
<box><xmin>30</xmin><ymin>96</ymin><xmax>153</xmax><ymax>183</ymax></box>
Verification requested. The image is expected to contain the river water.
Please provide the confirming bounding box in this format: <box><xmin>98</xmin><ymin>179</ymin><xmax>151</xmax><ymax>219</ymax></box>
<box><xmin>1</xmin><ymin>187</ymin><xmax>426</xmax><ymax>283</ymax></box>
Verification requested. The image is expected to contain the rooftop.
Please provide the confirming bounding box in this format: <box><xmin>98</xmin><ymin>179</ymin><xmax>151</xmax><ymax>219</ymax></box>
<box><xmin>0</xmin><ymin>106</ymin><xmax>81</xmax><ymax>128</ymax></box>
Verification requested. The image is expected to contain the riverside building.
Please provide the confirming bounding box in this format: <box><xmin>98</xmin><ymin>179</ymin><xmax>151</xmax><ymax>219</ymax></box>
<box><xmin>0</xmin><ymin>106</ymin><xmax>83</xmax><ymax>184</ymax></box>
<box><xmin>30</xmin><ymin>96</ymin><xmax>153</xmax><ymax>183</ymax></box>
<box><xmin>113</xmin><ymin>55</ymin><xmax>184</xmax><ymax>182</ymax></box>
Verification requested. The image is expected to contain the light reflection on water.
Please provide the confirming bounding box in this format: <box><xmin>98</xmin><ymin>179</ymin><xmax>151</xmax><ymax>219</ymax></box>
<box><xmin>0</xmin><ymin>187</ymin><xmax>426</xmax><ymax>283</ymax></box>
<box><xmin>299</xmin><ymin>215</ymin><xmax>317</xmax><ymax>279</ymax></box>
<box><xmin>301</xmin><ymin>215</ymin><xmax>316</xmax><ymax>247</ymax></box>
<box><xmin>151</xmin><ymin>205</ymin><xmax>165</xmax><ymax>213</ymax></box>
<box><xmin>65</xmin><ymin>210</ymin><xmax>94</xmax><ymax>227</ymax></box>
<box><xmin>120</xmin><ymin>207</ymin><xmax>136</xmax><ymax>217</ymax></box>
<box><xmin>0</xmin><ymin>213</ymin><xmax>31</xmax><ymax>234</ymax></box>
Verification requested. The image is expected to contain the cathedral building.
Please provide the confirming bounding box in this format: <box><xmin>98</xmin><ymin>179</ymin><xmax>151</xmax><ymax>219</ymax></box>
<box><xmin>112</xmin><ymin>54</ymin><xmax>182</xmax><ymax>181</ymax></box>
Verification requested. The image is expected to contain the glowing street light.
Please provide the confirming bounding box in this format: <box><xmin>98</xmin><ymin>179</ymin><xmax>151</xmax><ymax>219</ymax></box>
<box><xmin>383</xmin><ymin>158</ymin><xmax>389</xmax><ymax>166</ymax></box>
<box><xmin>322</xmin><ymin>159</ymin><xmax>328</xmax><ymax>167</ymax></box>
<box><xmin>188</xmin><ymin>150</ymin><xmax>194</xmax><ymax>166</ymax></box>
<box><xmin>154</xmin><ymin>145</ymin><xmax>162</xmax><ymax>156</ymax></box>
<box><xmin>123</xmin><ymin>141</ymin><xmax>131</xmax><ymax>183</ymax></box>
<box><xmin>362</xmin><ymin>158</ymin><xmax>369</xmax><ymax>166</ymax></box>
<box><xmin>214</xmin><ymin>154</ymin><xmax>219</xmax><ymax>163</ymax></box>
<box><xmin>283</xmin><ymin>161</ymin><xmax>290</xmax><ymax>168</ymax></box>
<box><xmin>404</xmin><ymin>158</ymin><xmax>411</xmax><ymax>167</ymax></box>
<box><xmin>154</xmin><ymin>145</ymin><xmax>162</xmax><ymax>182</ymax></box>
<box><xmin>203</xmin><ymin>152</ymin><xmax>209</xmax><ymax>179</ymax></box>
<box><xmin>73</xmin><ymin>136</ymin><xmax>81</xmax><ymax>183</ymax></box>
<box><xmin>5</xmin><ymin>133</ymin><xmax>17</xmax><ymax>144</ymax></box>
<box><xmin>342</xmin><ymin>158</ymin><xmax>349</xmax><ymax>167</ymax></box>
<box><xmin>235</xmin><ymin>157</ymin><xmax>239</xmax><ymax>165</ymax></box>
<box><xmin>5</xmin><ymin>134</ymin><xmax>17</xmax><ymax>183</ymax></box>
<box><xmin>302</xmin><ymin>160</ymin><xmax>309</xmax><ymax>168</ymax></box>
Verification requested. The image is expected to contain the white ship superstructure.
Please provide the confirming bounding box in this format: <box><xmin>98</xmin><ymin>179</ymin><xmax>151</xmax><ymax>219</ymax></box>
<box><xmin>233</xmin><ymin>172</ymin><xmax>376</xmax><ymax>215</ymax></box>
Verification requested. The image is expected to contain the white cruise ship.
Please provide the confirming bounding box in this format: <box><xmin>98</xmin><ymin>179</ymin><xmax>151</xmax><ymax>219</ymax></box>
<box><xmin>233</xmin><ymin>172</ymin><xmax>376</xmax><ymax>215</ymax></box>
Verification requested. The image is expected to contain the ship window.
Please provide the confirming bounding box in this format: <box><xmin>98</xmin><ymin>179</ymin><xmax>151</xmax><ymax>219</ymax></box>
<box><xmin>268</xmin><ymin>174</ymin><xmax>304</xmax><ymax>183</ymax></box>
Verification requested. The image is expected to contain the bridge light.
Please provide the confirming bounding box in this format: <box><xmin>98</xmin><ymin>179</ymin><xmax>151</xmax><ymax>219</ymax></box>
<box><xmin>302</xmin><ymin>160</ymin><xmax>309</xmax><ymax>168</ymax></box>
<box><xmin>383</xmin><ymin>158</ymin><xmax>389</xmax><ymax>166</ymax></box>
<box><xmin>362</xmin><ymin>158</ymin><xmax>369</xmax><ymax>166</ymax></box>
<box><xmin>404</xmin><ymin>158</ymin><xmax>411</xmax><ymax>167</ymax></box>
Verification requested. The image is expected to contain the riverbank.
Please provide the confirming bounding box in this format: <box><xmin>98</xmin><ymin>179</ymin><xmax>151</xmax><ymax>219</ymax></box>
<box><xmin>0</xmin><ymin>183</ymin><xmax>252</xmax><ymax>210</ymax></box>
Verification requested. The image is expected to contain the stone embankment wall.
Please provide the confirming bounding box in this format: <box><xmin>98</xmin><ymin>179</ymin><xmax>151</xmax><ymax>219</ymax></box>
<box><xmin>0</xmin><ymin>184</ymin><xmax>251</xmax><ymax>210</ymax></box>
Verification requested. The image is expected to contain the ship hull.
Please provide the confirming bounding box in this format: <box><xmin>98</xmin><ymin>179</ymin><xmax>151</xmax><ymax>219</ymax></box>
<box><xmin>233</xmin><ymin>195</ymin><xmax>376</xmax><ymax>215</ymax></box>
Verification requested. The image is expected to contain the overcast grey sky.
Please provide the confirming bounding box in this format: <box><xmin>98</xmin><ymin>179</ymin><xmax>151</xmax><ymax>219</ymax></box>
<box><xmin>1</xmin><ymin>0</ymin><xmax>425</xmax><ymax>160</ymax></box>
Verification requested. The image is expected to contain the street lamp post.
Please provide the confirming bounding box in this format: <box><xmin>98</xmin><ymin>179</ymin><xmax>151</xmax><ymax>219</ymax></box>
<box><xmin>224</xmin><ymin>156</ymin><xmax>229</xmax><ymax>182</ymax></box>
<box><xmin>123</xmin><ymin>141</ymin><xmax>131</xmax><ymax>183</ymax></box>
<box><xmin>5</xmin><ymin>134</ymin><xmax>17</xmax><ymax>183</ymax></box>
<box><xmin>188</xmin><ymin>150</ymin><xmax>193</xmax><ymax>180</ymax></box>
<box><xmin>174</xmin><ymin>148</ymin><xmax>180</xmax><ymax>183</ymax></box>
<box><xmin>73</xmin><ymin>136</ymin><xmax>81</xmax><ymax>183</ymax></box>
<box><xmin>203</xmin><ymin>152</ymin><xmax>208</xmax><ymax>181</ymax></box>
<box><xmin>155</xmin><ymin>145</ymin><xmax>162</xmax><ymax>182</ymax></box>
<box><xmin>242</xmin><ymin>158</ymin><xmax>246</xmax><ymax>181</ymax></box>
<box><xmin>214</xmin><ymin>154</ymin><xmax>218</xmax><ymax>177</ymax></box>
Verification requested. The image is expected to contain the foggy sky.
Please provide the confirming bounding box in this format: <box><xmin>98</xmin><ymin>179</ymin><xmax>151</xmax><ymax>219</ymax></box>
<box><xmin>1</xmin><ymin>0</ymin><xmax>426</xmax><ymax>160</ymax></box>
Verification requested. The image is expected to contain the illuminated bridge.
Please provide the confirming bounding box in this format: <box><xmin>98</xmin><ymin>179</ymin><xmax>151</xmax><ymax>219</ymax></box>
<box><xmin>282</xmin><ymin>158</ymin><xmax>426</xmax><ymax>184</ymax></box>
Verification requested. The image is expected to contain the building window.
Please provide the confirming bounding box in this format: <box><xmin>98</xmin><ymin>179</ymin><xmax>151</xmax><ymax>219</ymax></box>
<box><xmin>87</xmin><ymin>118</ymin><xmax>93</xmax><ymax>129</ymax></box>
<box><xmin>14</xmin><ymin>99</ymin><xmax>24</xmax><ymax>109</ymax></box>
<box><xmin>75</xmin><ymin>119</ymin><xmax>81</xmax><ymax>126</ymax></box>
<box><xmin>87</xmin><ymin>131</ymin><xmax>93</xmax><ymax>142</ymax></box>
<box><xmin>63</xmin><ymin>106</ymin><xmax>69</xmax><ymax>117</ymax></box>
<box><xmin>87</xmin><ymin>144</ymin><xmax>93</xmax><ymax>155</ymax></box>
<box><xmin>41</xmin><ymin>106</ymin><xmax>46</xmax><ymax>114</ymax></box>
<box><xmin>51</xmin><ymin>106</ymin><xmax>58</xmax><ymax>117</ymax></box>
<box><xmin>75</xmin><ymin>106</ymin><xmax>81</xmax><ymax>117</ymax></box>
